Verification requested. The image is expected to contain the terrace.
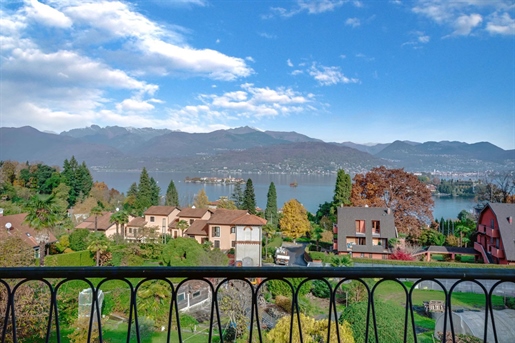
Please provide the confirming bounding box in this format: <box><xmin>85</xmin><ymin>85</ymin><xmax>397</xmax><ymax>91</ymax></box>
<box><xmin>1</xmin><ymin>266</ymin><xmax>515</xmax><ymax>343</ymax></box>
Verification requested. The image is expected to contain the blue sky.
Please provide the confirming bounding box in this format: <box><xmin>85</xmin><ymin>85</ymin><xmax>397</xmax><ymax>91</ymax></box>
<box><xmin>1</xmin><ymin>0</ymin><xmax>514</xmax><ymax>149</ymax></box>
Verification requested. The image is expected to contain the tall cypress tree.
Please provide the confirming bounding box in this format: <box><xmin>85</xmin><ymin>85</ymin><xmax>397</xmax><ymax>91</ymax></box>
<box><xmin>333</xmin><ymin>169</ymin><xmax>352</xmax><ymax>207</ymax></box>
<box><xmin>135</xmin><ymin>167</ymin><xmax>152</xmax><ymax>214</ymax></box>
<box><xmin>61</xmin><ymin>156</ymin><xmax>92</xmax><ymax>207</ymax></box>
<box><xmin>231</xmin><ymin>182</ymin><xmax>244</xmax><ymax>209</ymax></box>
<box><xmin>265</xmin><ymin>182</ymin><xmax>278</xmax><ymax>226</ymax></box>
<box><xmin>150</xmin><ymin>177</ymin><xmax>161</xmax><ymax>206</ymax></box>
<box><xmin>242</xmin><ymin>178</ymin><xmax>257</xmax><ymax>214</ymax></box>
<box><xmin>165</xmin><ymin>179</ymin><xmax>179</xmax><ymax>206</ymax></box>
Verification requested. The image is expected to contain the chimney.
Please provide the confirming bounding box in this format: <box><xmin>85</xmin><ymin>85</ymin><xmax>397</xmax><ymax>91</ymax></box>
<box><xmin>386</xmin><ymin>208</ymin><xmax>391</xmax><ymax>215</ymax></box>
<box><xmin>509</xmin><ymin>216</ymin><xmax>513</xmax><ymax>224</ymax></box>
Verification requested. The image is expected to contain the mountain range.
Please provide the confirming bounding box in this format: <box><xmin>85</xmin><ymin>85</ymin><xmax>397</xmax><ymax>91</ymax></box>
<box><xmin>1</xmin><ymin>125</ymin><xmax>513</xmax><ymax>174</ymax></box>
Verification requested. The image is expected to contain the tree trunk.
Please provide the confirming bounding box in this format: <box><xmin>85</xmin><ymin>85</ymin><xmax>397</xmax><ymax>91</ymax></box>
<box><xmin>39</xmin><ymin>241</ymin><xmax>45</xmax><ymax>267</ymax></box>
<box><xmin>94</xmin><ymin>216</ymin><xmax>98</xmax><ymax>232</ymax></box>
<box><xmin>121</xmin><ymin>224</ymin><xmax>125</xmax><ymax>241</ymax></box>
<box><xmin>96</xmin><ymin>250</ymin><xmax>100</xmax><ymax>267</ymax></box>
<box><xmin>116</xmin><ymin>223</ymin><xmax>119</xmax><ymax>236</ymax></box>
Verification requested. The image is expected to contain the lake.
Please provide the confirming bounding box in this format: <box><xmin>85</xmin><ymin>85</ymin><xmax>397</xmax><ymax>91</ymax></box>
<box><xmin>91</xmin><ymin>170</ymin><xmax>476</xmax><ymax>220</ymax></box>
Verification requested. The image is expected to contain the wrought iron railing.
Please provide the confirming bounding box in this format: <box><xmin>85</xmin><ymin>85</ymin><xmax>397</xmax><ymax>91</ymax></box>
<box><xmin>1</xmin><ymin>266</ymin><xmax>514</xmax><ymax>343</ymax></box>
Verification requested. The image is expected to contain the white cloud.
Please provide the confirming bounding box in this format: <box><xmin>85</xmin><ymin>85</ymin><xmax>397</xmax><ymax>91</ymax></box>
<box><xmin>452</xmin><ymin>13</ymin><xmax>483</xmax><ymax>35</ymax></box>
<box><xmin>486</xmin><ymin>12</ymin><xmax>515</xmax><ymax>35</ymax></box>
<box><xmin>402</xmin><ymin>30</ymin><xmax>431</xmax><ymax>47</ymax></box>
<box><xmin>287</xmin><ymin>59</ymin><xmax>294</xmax><ymax>67</ymax></box>
<box><xmin>25</xmin><ymin>0</ymin><xmax>72</xmax><ymax>28</ymax></box>
<box><xmin>413</xmin><ymin>0</ymin><xmax>514</xmax><ymax>36</ymax></box>
<box><xmin>308</xmin><ymin>63</ymin><xmax>359</xmax><ymax>86</ymax></box>
<box><xmin>345</xmin><ymin>17</ymin><xmax>361</xmax><ymax>27</ymax></box>
<box><xmin>116</xmin><ymin>99</ymin><xmax>155</xmax><ymax>112</ymax></box>
<box><xmin>267</xmin><ymin>0</ymin><xmax>347</xmax><ymax>18</ymax></box>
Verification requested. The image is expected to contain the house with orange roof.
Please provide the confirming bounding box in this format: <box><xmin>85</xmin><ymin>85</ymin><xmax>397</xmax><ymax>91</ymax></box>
<box><xmin>75</xmin><ymin>211</ymin><xmax>120</xmax><ymax>236</ymax></box>
<box><xmin>0</xmin><ymin>212</ymin><xmax>57</xmax><ymax>259</ymax></box>
<box><xmin>144</xmin><ymin>205</ymin><xmax>181</xmax><ymax>238</ymax></box>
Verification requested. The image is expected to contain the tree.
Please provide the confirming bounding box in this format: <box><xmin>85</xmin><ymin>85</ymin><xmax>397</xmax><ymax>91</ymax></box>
<box><xmin>330</xmin><ymin>255</ymin><xmax>353</xmax><ymax>267</ymax></box>
<box><xmin>176</xmin><ymin>219</ymin><xmax>189</xmax><ymax>237</ymax></box>
<box><xmin>262</xmin><ymin>223</ymin><xmax>275</xmax><ymax>258</ymax></box>
<box><xmin>110</xmin><ymin>210</ymin><xmax>129</xmax><ymax>239</ymax></box>
<box><xmin>311</xmin><ymin>223</ymin><xmax>324</xmax><ymax>251</ymax></box>
<box><xmin>265</xmin><ymin>182</ymin><xmax>278</xmax><ymax>226</ymax></box>
<box><xmin>193</xmin><ymin>188</ymin><xmax>209</xmax><ymax>208</ymax></box>
<box><xmin>242</xmin><ymin>178</ymin><xmax>257</xmax><ymax>214</ymax></box>
<box><xmin>333</xmin><ymin>169</ymin><xmax>352</xmax><ymax>207</ymax></box>
<box><xmin>351</xmin><ymin>166</ymin><xmax>434</xmax><ymax>238</ymax></box>
<box><xmin>279</xmin><ymin>199</ymin><xmax>311</xmax><ymax>242</ymax></box>
<box><xmin>150</xmin><ymin>176</ymin><xmax>160</xmax><ymax>206</ymax></box>
<box><xmin>164</xmin><ymin>179</ymin><xmax>179</xmax><ymax>206</ymax></box>
<box><xmin>87</xmin><ymin>233</ymin><xmax>110</xmax><ymax>266</ymax></box>
<box><xmin>161</xmin><ymin>237</ymin><xmax>205</xmax><ymax>266</ymax></box>
<box><xmin>419</xmin><ymin>229</ymin><xmax>446</xmax><ymax>246</ymax></box>
<box><xmin>61</xmin><ymin>157</ymin><xmax>93</xmax><ymax>207</ymax></box>
<box><xmin>90</xmin><ymin>205</ymin><xmax>103</xmax><ymax>232</ymax></box>
<box><xmin>267</xmin><ymin>313</ymin><xmax>355</xmax><ymax>343</ymax></box>
<box><xmin>0</xmin><ymin>236</ymin><xmax>35</xmax><ymax>267</ymax></box>
<box><xmin>135</xmin><ymin>167</ymin><xmax>153</xmax><ymax>214</ymax></box>
<box><xmin>69</xmin><ymin>228</ymin><xmax>91</xmax><ymax>251</ymax></box>
<box><xmin>231</xmin><ymin>182</ymin><xmax>244</xmax><ymax>209</ymax></box>
<box><xmin>24</xmin><ymin>195</ymin><xmax>60</xmax><ymax>266</ymax></box>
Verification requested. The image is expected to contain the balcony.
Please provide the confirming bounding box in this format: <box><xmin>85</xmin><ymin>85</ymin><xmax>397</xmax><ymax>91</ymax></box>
<box><xmin>486</xmin><ymin>227</ymin><xmax>500</xmax><ymax>238</ymax></box>
<box><xmin>477</xmin><ymin>224</ymin><xmax>486</xmax><ymax>234</ymax></box>
<box><xmin>1</xmin><ymin>266</ymin><xmax>514</xmax><ymax>343</ymax></box>
<box><xmin>490</xmin><ymin>246</ymin><xmax>505</xmax><ymax>259</ymax></box>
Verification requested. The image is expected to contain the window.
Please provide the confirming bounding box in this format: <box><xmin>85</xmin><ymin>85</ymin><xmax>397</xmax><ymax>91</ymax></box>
<box><xmin>230</xmin><ymin>226</ymin><xmax>236</xmax><ymax>234</ymax></box>
<box><xmin>214</xmin><ymin>240</ymin><xmax>220</xmax><ymax>249</ymax></box>
<box><xmin>231</xmin><ymin>241</ymin><xmax>236</xmax><ymax>247</ymax></box>
<box><xmin>357</xmin><ymin>237</ymin><xmax>366</xmax><ymax>245</ymax></box>
<box><xmin>128</xmin><ymin>227</ymin><xmax>133</xmax><ymax>234</ymax></box>
<box><xmin>162</xmin><ymin>218</ymin><xmax>166</xmax><ymax>229</ymax></box>
<box><xmin>190</xmin><ymin>219</ymin><xmax>194</xmax><ymax>224</ymax></box>
<box><xmin>150</xmin><ymin>216</ymin><xmax>155</xmax><ymax>222</ymax></box>
<box><xmin>201</xmin><ymin>238</ymin><xmax>208</xmax><ymax>244</ymax></box>
<box><xmin>372</xmin><ymin>220</ymin><xmax>380</xmax><ymax>234</ymax></box>
<box><xmin>177</xmin><ymin>293</ymin><xmax>185</xmax><ymax>302</ymax></box>
<box><xmin>355</xmin><ymin>220</ymin><xmax>365</xmax><ymax>233</ymax></box>
<box><xmin>192</xmin><ymin>290</ymin><xmax>201</xmax><ymax>298</ymax></box>
<box><xmin>490</xmin><ymin>219</ymin><xmax>495</xmax><ymax>229</ymax></box>
<box><xmin>212</xmin><ymin>226</ymin><xmax>221</xmax><ymax>237</ymax></box>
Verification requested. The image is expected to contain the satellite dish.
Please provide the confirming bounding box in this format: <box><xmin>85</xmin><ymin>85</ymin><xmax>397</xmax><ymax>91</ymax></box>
<box><xmin>5</xmin><ymin>222</ymin><xmax>12</xmax><ymax>230</ymax></box>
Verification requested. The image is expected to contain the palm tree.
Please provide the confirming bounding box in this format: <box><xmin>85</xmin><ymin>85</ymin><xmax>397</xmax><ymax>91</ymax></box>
<box><xmin>262</xmin><ymin>224</ymin><xmax>275</xmax><ymax>258</ymax></box>
<box><xmin>24</xmin><ymin>195</ymin><xmax>59</xmax><ymax>266</ymax></box>
<box><xmin>176</xmin><ymin>219</ymin><xmax>189</xmax><ymax>238</ymax></box>
<box><xmin>87</xmin><ymin>233</ymin><xmax>110</xmax><ymax>266</ymax></box>
<box><xmin>110</xmin><ymin>210</ymin><xmax>128</xmax><ymax>239</ymax></box>
<box><xmin>90</xmin><ymin>205</ymin><xmax>103</xmax><ymax>232</ymax></box>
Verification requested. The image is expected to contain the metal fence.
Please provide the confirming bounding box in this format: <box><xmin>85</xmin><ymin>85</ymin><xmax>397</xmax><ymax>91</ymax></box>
<box><xmin>1</xmin><ymin>266</ymin><xmax>514</xmax><ymax>343</ymax></box>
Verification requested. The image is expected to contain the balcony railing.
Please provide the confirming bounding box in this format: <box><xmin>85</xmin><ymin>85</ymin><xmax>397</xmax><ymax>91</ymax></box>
<box><xmin>477</xmin><ymin>224</ymin><xmax>486</xmax><ymax>234</ymax></box>
<box><xmin>1</xmin><ymin>266</ymin><xmax>515</xmax><ymax>343</ymax></box>
<box><xmin>485</xmin><ymin>227</ymin><xmax>500</xmax><ymax>238</ymax></box>
<box><xmin>490</xmin><ymin>247</ymin><xmax>505</xmax><ymax>259</ymax></box>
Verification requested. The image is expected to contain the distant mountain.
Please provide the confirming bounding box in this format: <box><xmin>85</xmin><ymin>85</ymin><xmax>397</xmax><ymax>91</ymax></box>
<box><xmin>1</xmin><ymin>125</ymin><xmax>513</xmax><ymax>173</ymax></box>
<box><xmin>0</xmin><ymin>126</ymin><xmax>121</xmax><ymax>166</ymax></box>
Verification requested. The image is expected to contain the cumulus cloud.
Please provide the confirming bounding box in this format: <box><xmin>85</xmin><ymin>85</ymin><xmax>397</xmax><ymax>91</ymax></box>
<box><xmin>412</xmin><ymin>0</ymin><xmax>514</xmax><ymax>36</ymax></box>
<box><xmin>402</xmin><ymin>30</ymin><xmax>431</xmax><ymax>48</ymax></box>
<box><xmin>308</xmin><ymin>63</ymin><xmax>359</xmax><ymax>86</ymax></box>
<box><xmin>25</xmin><ymin>0</ymin><xmax>72</xmax><ymax>28</ymax></box>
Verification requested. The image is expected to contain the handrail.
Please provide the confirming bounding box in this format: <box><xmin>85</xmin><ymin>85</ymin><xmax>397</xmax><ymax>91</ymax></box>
<box><xmin>1</xmin><ymin>266</ymin><xmax>514</xmax><ymax>343</ymax></box>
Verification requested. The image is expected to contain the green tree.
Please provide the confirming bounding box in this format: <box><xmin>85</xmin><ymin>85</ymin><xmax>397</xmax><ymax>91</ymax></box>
<box><xmin>87</xmin><ymin>233</ymin><xmax>110</xmax><ymax>266</ymax></box>
<box><xmin>61</xmin><ymin>156</ymin><xmax>93</xmax><ymax>207</ymax></box>
<box><xmin>279</xmin><ymin>199</ymin><xmax>310</xmax><ymax>242</ymax></box>
<box><xmin>262</xmin><ymin>223</ymin><xmax>275</xmax><ymax>259</ymax></box>
<box><xmin>164</xmin><ymin>179</ymin><xmax>179</xmax><ymax>206</ymax></box>
<box><xmin>0</xmin><ymin>236</ymin><xmax>35</xmax><ymax>267</ymax></box>
<box><xmin>161</xmin><ymin>237</ymin><xmax>205</xmax><ymax>266</ymax></box>
<box><xmin>135</xmin><ymin>167</ymin><xmax>153</xmax><ymax>214</ymax></box>
<box><xmin>216</xmin><ymin>196</ymin><xmax>237</xmax><ymax>209</ymax></box>
<box><xmin>69</xmin><ymin>229</ymin><xmax>91</xmax><ymax>251</ymax></box>
<box><xmin>330</xmin><ymin>255</ymin><xmax>353</xmax><ymax>267</ymax></box>
<box><xmin>265</xmin><ymin>182</ymin><xmax>278</xmax><ymax>226</ymax></box>
<box><xmin>24</xmin><ymin>195</ymin><xmax>60</xmax><ymax>266</ymax></box>
<box><xmin>150</xmin><ymin>176</ymin><xmax>160</xmax><ymax>206</ymax></box>
<box><xmin>193</xmin><ymin>188</ymin><xmax>209</xmax><ymax>209</ymax></box>
<box><xmin>176</xmin><ymin>219</ymin><xmax>189</xmax><ymax>237</ymax></box>
<box><xmin>231</xmin><ymin>182</ymin><xmax>244</xmax><ymax>209</ymax></box>
<box><xmin>333</xmin><ymin>169</ymin><xmax>352</xmax><ymax>207</ymax></box>
<box><xmin>90</xmin><ymin>204</ymin><xmax>103</xmax><ymax>232</ymax></box>
<box><xmin>242</xmin><ymin>178</ymin><xmax>257</xmax><ymax>214</ymax></box>
<box><xmin>311</xmin><ymin>223</ymin><xmax>324</xmax><ymax>251</ymax></box>
<box><xmin>110</xmin><ymin>210</ymin><xmax>129</xmax><ymax>239</ymax></box>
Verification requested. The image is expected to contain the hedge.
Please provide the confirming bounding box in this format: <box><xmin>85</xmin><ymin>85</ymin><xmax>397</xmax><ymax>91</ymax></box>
<box><xmin>353</xmin><ymin>258</ymin><xmax>515</xmax><ymax>269</ymax></box>
<box><xmin>45</xmin><ymin>250</ymin><xmax>95</xmax><ymax>266</ymax></box>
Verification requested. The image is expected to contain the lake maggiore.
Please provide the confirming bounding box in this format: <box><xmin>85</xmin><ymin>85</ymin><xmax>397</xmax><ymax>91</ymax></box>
<box><xmin>91</xmin><ymin>170</ymin><xmax>476</xmax><ymax>220</ymax></box>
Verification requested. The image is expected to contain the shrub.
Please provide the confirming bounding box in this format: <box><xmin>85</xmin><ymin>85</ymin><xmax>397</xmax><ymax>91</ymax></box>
<box><xmin>312</xmin><ymin>279</ymin><xmax>331</xmax><ymax>298</ymax></box>
<box><xmin>130</xmin><ymin>316</ymin><xmax>155</xmax><ymax>342</ymax></box>
<box><xmin>267</xmin><ymin>278</ymin><xmax>311</xmax><ymax>298</ymax></box>
<box><xmin>69</xmin><ymin>229</ymin><xmax>90</xmax><ymax>251</ymax></box>
<box><xmin>389</xmin><ymin>249</ymin><xmax>414</xmax><ymax>261</ymax></box>
<box><xmin>275</xmin><ymin>295</ymin><xmax>292</xmax><ymax>313</ymax></box>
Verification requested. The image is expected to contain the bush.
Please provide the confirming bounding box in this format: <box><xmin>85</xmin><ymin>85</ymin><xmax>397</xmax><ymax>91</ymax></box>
<box><xmin>69</xmin><ymin>229</ymin><xmax>90</xmax><ymax>251</ymax></box>
<box><xmin>312</xmin><ymin>279</ymin><xmax>331</xmax><ymax>298</ymax></box>
<box><xmin>275</xmin><ymin>295</ymin><xmax>292</xmax><ymax>313</ymax></box>
<box><xmin>389</xmin><ymin>249</ymin><xmax>414</xmax><ymax>261</ymax></box>
<box><xmin>267</xmin><ymin>278</ymin><xmax>311</xmax><ymax>298</ymax></box>
<box><xmin>130</xmin><ymin>316</ymin><xmax>155</xmax><ymax>342</ymax></box>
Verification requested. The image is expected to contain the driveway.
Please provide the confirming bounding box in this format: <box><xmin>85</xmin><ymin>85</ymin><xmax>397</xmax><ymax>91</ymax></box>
<box><xmin>282</xmin><ymin>242</ymin><xmax>308</xmax><ymax>266</ymax></box>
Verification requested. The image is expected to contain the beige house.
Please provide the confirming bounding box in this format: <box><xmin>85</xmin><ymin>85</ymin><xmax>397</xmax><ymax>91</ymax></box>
<box><xmin>144</xmin><ymin>206</ymin><xmax>181</xmax><ymax>238</ymax></box>
<box><xmin>76</xmin><ymin>212</ymin><xmax>119</xmax><ymax>237</ymax></box>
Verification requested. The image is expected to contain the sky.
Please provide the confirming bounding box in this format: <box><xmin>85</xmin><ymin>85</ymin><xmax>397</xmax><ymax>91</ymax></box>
<box><xmin>1</xmin><ymin>0</ymin><xmax>514</xmax><ymax>150</ymax></box>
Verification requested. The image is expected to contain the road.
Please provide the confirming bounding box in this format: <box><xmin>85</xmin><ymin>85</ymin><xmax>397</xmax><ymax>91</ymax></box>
<box><xmin>282</xmin><ymin>242</ymin><xmax>308</xmax><ymax>266</ymax></box>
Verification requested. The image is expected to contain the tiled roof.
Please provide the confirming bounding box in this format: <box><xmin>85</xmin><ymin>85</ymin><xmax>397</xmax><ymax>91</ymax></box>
<box><xmin>0</xmin><ymin>213</ymin><xmax>57</xmax><ymax>248</ymax></box>
<box><xmin>127</xmin><ymin>217</ymin><xmax>147</xmax><ymax>227</ymax></box>
<box><xmin>185</xmin><ymin>220</ymin><xmax>208</xmax><ymax>236</ymax></box>
<box><xmin>178</xmin><ymin>208</ymin><xmax>212</xmax><ymax>218</ymax></box>
<box><xmin>484</xmin><ymin>203</ymin><xmax>515</xmax><ymax>261</ymax></box>
<box><xmin>208</xmin><ymin>209</ymin><xmax>249</xmax><ymax>225</ymax></box>
<box><xmin>144</xmin><ymin>206</ymin><xmax>179</xmax><ymax>216</ymax></box>
<box><xmin>76</xmin><ymin>212</ymin><xmax>114</xmax><ymax>231</ymax></box>
<box><xmin>235</xmin><ymin>214</ymin><xmax>267</xmax><ymax>226</ymax></box>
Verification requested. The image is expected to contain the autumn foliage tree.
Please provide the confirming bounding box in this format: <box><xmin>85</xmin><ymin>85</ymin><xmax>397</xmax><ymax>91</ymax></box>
<box><xmin>351</xmin><ymin>166</ymin><xmax>433</xmax><ymax>238</ymax></box>
<box><xmin>279</xmin><ymin>199</ymin><xmax>311</xmax><ymax>242</ymax></box>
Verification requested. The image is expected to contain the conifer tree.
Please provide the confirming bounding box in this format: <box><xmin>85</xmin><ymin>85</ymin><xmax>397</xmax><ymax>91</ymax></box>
<box><xmin>135</xmin><ymin>167</ymin><xmax>153</xmax><ymax>214</ymax></box>
<box><xmin>265</xmin><ymin>182</ymin><xmax>278</xmax><ymax>226</ymax></box>
<box><xmin>150</xmin><ymin>176</ymin><xmax>160</xmax><ymax>205</ymax></box>
<box><xmin>61</xmin><ymin>156</ymin><xmax>93</xmax><ymax>207</ymax></box>
<box><xmin>231</xmin><ymin>182</ymin><xmax>244</xmax><ymax>209</ymax></box>
<box><xmin>333</xmin><ymin>169</ymin><xmax>352</xmax><ymax>207</ymax></box>
<box><xmin>165</xmin><ymin>179</ymin><xmax>179</xmax><ymax>206</ymax></box>
<box><xmin>242</xmin><ymin>178</ymin><xmax>256</xmax><ymax>214</ymax></box>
